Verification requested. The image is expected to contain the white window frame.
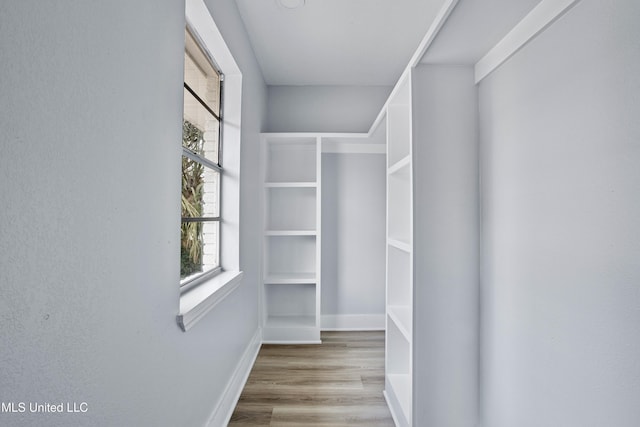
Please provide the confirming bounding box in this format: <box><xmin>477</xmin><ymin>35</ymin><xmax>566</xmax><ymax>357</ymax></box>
<box><xmin>177</xmin><ymin>0</ymin><xmax>243</xmax><ymax>332</ymax></box>
<box><xmin>181</xmin><ymin>28</ymin><xmax>223</xmax><ymax>287</ymax></box>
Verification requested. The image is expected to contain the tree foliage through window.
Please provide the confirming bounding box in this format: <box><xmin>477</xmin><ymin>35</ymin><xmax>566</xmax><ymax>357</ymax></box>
<box><xmin>181</xmin><ymin>120</ymin><xmax>205</xmax><ymax>277</ymax></box>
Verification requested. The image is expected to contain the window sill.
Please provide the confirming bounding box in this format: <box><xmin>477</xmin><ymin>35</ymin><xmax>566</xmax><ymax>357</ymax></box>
<box><xmin>177</xmin><ymin>270</ymin><xmax>243</xmax><ymax>331</ymax></box>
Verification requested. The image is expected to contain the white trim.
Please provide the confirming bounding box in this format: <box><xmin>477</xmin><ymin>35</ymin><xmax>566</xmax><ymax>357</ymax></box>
<box><xmin>261</xmin><ymin>132</ymin><xmax>368</xmax><ymax>139</ymax></box>
<box><xmin>404</xmin><ymin>0</ymin><xmax>461</xmax><ymax>75</ymax></box>
<box><xmin>384</xmin><ymin>390</ymin><xmax>409</xmax><ymax>427</ymax></box>
<box><xmin>264</xmin><ymin>182</ymin><xmax>317</xmax><ymax>188</ymax></box>
<box><xmin>321</xmin><ymin>314</ymin><xmax>385</xmax><ymax>331</ymax></box>
<box><xmin>262</xmin><ymin>340</ymin><xmax>322</xmax><ymax>345</ymax></box>
<box><xmin>388</xmin><ymin>155</ymin><xmax>411</xmax><ymax>176</ymax></box>
<box><xmin>368</xmin><ymin>0</ymin><xmax>460</xmax><ymax>135</ymax></box>
<box><xmin>388</xmin><ymin>238</ymin><xmax>411</xmax><ymax>254</ymax></box>
<box><xmin>206</xmin><ymin>328</ymin><xmax>262</xmax><ymax>427</ymax></box>
<box><xmin>260</xmin><ymin>132</ymin><xmax>386</xmax><ymax>154</ymax></box>
<box><xmin>178</xmin><ymin>0</ymin><xmax>244</xmax><ymax>331</ymax></box>
<box><xmin>315</xmin><ymin>136</ymin><xmax>323</xmax><ymax>333</ymax></box>
<box><xmin>321</xmin><ymin>141</ymin><xmax>386</xmax><ymax>154</ymax></box>
<box><xmin>474</xmin><ymin>0</ymin><xmax>582</xmax><ymax>83</ymax></box>
<box><xmin>265</xmin><ymin>230</ymin><xmax>317</xmax><ymax>236</ymax></box>
<box><xmin>185</xmin><ymin>0</ymin><xmax>240</xmax><ymax>75</ymax></box>
<box><xmin>177</xmin><ymin>271</ymin><xmax>243</xmax><ymax>331</ymax></box>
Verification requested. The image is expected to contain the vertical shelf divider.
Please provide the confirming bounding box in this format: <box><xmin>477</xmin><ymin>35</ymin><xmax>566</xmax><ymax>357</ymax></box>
<box><xmin>384</xmin><ymin>73</ymin><xmax>414</xmax><ymax>427</ymax></box>
<box><xmin>315</xmin><ymin>136</ymin><xmax>322</xmax><ymax>331</ymax></box>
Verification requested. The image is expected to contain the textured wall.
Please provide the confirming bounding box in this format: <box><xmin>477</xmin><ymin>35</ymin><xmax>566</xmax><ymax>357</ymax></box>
<box><xmin>321</xmin><ymin>153</ymin><xmax>386</xmax><ymax>318</ymax></box>
<box><xmin>411</xmin><ymin>64</ymin><xmax>480</xmax><ymax>427</ymax></box>
<box><xmin>266</xmin><ymin>85</ymin><xmax>391</xmax><ymax>133</ymax></box>
<box><xmin>479</xmin><ymin>1</ymin><xmax>640</xmax><ymax>425</ymax></box>
<box><xmin>0</xmin><ymin>0</ymin><xmax>266</xmax><ymax>425</ymax></box>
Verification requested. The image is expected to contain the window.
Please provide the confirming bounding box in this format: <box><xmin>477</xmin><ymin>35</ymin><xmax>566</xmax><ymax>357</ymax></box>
<box><xmin>181</xmin><ymin>29</ymin><xmax>223</xmax><ymax>287</ymax></box>
<box><xmin>177</xmin><ymin>0</ymin><xmax>243</xmax><ymax>332</ymax></box>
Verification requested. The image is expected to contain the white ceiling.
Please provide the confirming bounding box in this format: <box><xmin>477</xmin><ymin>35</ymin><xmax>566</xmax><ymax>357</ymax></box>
<box><xmin>233</xmin><ymin>0</ymin><xmax>447</xmax><ymax>86</ymax></box>
<box><xmin>233</xmin><ymin>0</ymin><xmax>545</xmax><ymax>86</ymax></box>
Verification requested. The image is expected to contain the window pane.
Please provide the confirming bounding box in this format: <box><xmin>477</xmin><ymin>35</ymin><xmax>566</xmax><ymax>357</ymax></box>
<box><xmin>202</xmin><ymin>220</ymin><xmax>220</xmax><ymax>270</ymax></box>
<box><xmin>181</xmin><ymin>28</ymin><xmax>222</xmax><ymax>286</ymax></box>
<box><xmin>180</xmin><ymin>220</ymin><xmax>219</xmax><ymax>280</ymax></box>
<box><xmin>185</xmin><ymin>30</ymin><xmax>221</xmax><ymax>117</ymax></box>
<box><xmin>183</xmin><ymin>90</ymin><xmax>219</xmax><ymax>164</ymax></box>
<box><xmin>181</xmin><ymin>153</ymin><xmax>219</xmax><ymax>219</ymax></box>
<box><xmin>181</xmin><ymin>220</ymin><xmax>203</xmax><ymax>279</ymax></box>
<box><xmin>181</xmin><ymin>149</ymin><xmax>220</xmax><ymax>282</ymax></box>
<box><xmin>202</xmin><ymin>166</ymin><xmax>220</xmax><ymax>218</ymax></box>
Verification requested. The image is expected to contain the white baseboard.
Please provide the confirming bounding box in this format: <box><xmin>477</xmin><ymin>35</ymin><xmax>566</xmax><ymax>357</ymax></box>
<box><xmin>384</xmin><ymin>390</ymin><xmax>405</xmax><ymax>427</ymax></box>
<box><xmin>321</xmin><ymin>314</ymin><xmax>385</xmax><ymax>331</ymax></box>
<box><xmin>206</xmin><ymin>328</ymin><xmax>262</xmax><ymax>427</ymax></box>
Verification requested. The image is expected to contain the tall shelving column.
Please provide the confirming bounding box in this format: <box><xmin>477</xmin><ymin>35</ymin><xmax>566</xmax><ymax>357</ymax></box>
<box><xmin>384</xmin><ymin>74</ymin><xmax>413</xmax><ymax>427</ymax></box>
<box><xmin>261</xmin><ymin>134</ymin><xmax>321</xmax><ymax>344</ymax></box>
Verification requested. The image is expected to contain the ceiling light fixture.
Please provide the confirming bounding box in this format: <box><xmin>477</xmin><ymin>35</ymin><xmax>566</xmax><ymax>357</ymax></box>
<box><xmin>277</xmin><ymin>0</ymin><xmax>305</xmax><ymax>9</ymax></box>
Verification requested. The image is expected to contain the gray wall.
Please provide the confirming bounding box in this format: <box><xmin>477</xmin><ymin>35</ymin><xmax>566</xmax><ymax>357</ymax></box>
<box><xmin>479</xmin><ymin>0</ymin><xmax>640</xmax><ymax>426</ymax></box>
<box><xmin>321</xmin><ymin>153</ymin><xmax>386</xmax><ymax>318</ymax></box>
<box><xmin>0</xmin><ymin>0</ymin><xmax>266</xmax><ymax>426</ymax></box>
<box><xmin>266</xmin><ymin>85</ymin><xmax>391</xmax><ymax>133</ymax></box>
<box><xmin>412</xmin><ymin>64</ymin><xmax>480</xmax><ymax>427</ymax></box>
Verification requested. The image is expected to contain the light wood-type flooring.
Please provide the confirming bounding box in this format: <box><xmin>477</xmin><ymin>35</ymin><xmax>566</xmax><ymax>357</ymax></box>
<box><xmin>229</xmin><ymin>330</ymin><xmax>394</xmax><ymax>426</ymax></box>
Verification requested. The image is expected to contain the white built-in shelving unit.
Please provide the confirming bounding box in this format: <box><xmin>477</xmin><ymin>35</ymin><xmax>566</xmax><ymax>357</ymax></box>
<box><xmin>260</xmin><ymin>132</ymin><xmax>386</xmax><ymax>343</ymax></box>
<box><xmin>384</xmin><ymin>74</ymin><xmax>414</xmax><ymax>427</ymax></box>
<box><xmin>383</xmin><ymin>64</ymin><xmax>480</xmax><ymax>427</ymax></box>
<box><xmin>261</xmin><ymin>135</ymin><xmax>322</xmax><ymax>343</ymax></box>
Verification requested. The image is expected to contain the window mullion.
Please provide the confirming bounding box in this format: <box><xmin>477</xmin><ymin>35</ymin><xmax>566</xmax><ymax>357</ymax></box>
<box><xmin>217</xmin><ymin>76</ymin><xmax>224</xmax><ymax>168</ymax></box>
<box><xmin>182</xmin><ymin>148</ymin><xmax>222</xmax><ymax>172</ymax></box>
<box><xmin>183</xmin><ymin>82</ymin><xmax>221</xmax><ymax>122</ymax></box>
<box><xmin>181</xmin><ymin>217</ymin><xmax>220</xmax><ymax>223</ymax></box>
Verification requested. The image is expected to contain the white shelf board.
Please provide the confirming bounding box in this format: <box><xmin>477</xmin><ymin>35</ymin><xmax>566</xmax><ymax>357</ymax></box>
<box><xmin>388</xmin><ymin>306</ymin><xmax>412</xmax><ymax>341</ymax></box>
<box><xmin>387</xmin><ymin>373</ymin><xmax>412</xmax><ymax>425</ymax></box>
<box><xmin>264</xmin><ymin>273</ymin><xmax>317</xmax><ymax>284</ymax></box>
<box><xmin>388</xmin><ymin>234</ymin><xmax>411</xmax><ymax>249</ymax></box>
<box><xmin>388</xmin><ymin>155</ymin><xmax>411</xmax><ymax>176</ymax></box>
<box><xmin>262</xmin><ymin>135</ymin><xmax>318</xmax><ymax>144</ymax></box>
<box><xmin>265</xmin><ymin>230</ymin><xmax>317</xmax><ymax>236</ymax></box>
<box><xmin>265</xmin><ymin>182</ymin><xmax>317</xmax><ymax>188</ymax></box>
<box><xmin>263</xmin><ymin>131</ymin><xmax>373</xmax><ymax>140</ymax></box>
<box><xmin>388</xmin><ymin>238</ymin><xmax>411</xmax><ymax>253</ymax></box>
<box><xmin>322</xmin><ymin>140</ymin><xmax>386</xmax><ymax>154</ymax></box>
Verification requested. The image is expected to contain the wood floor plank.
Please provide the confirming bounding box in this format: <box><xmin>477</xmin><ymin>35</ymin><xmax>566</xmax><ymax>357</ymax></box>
<box><xmin>229</xmin><ymin>331</ymin><xmax>394</xmax><ymax>427</ymax></box>
<box><xmin>271</xmin><ymin>405</ymin><xmax>394</xmax><ymax>427</ymax></box>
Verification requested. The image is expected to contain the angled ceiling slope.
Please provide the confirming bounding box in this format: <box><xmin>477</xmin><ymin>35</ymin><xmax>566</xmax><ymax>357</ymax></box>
<box><xmin>233</xmin><ymin>0</ymin><xmax>447</xmax><ymax>86</ymax></box>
